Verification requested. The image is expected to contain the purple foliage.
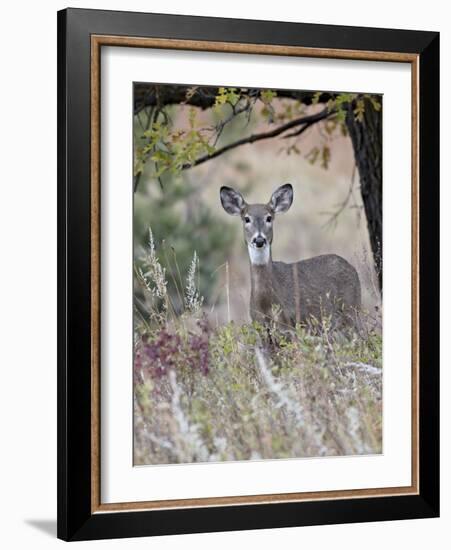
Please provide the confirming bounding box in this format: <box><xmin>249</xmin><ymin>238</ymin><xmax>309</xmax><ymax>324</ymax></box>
<box><xmin>134</xmin><ymin>316</ymin><xmax>210</xmax><ymax>379</ymax></box>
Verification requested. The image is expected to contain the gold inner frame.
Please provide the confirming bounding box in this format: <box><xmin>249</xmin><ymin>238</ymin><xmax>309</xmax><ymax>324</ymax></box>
<box><xmin>90</xmin><ymin>35</ymin><xmax>419</xmax><ymax>514</ymax></box>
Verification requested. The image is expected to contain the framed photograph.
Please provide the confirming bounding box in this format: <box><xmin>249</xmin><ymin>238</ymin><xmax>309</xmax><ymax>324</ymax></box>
<box><xmin>57</xmin><ymin>8</ymin><xmax>439</xmax><ymax>541</ymax></box>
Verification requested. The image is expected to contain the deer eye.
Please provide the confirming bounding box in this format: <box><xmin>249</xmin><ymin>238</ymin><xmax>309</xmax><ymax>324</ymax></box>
<box><xmin>244</xmin><ymin>216</ymin><xmax>251</xmax><ymax>224</ymax></box>
<box><xmin>266</xmin><ymin>215</ymin><xmax>272</xmax><ymax>223</ymax></box>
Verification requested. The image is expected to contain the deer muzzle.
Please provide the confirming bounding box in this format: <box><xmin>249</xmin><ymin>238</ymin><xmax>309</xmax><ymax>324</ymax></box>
<box><xmin>253</xmin><ymin>235</ymin><xmax>267</xmax><ymax>248</ymax></box>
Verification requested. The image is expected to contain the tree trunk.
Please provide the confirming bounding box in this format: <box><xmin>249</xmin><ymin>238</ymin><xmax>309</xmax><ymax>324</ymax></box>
<box><xmin>345</xmin><ymin>99</ymin><xmax>383</xmax><ymax>293</ymax></box>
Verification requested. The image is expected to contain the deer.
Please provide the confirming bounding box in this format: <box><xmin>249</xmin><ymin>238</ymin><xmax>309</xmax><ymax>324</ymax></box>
<box><xmin>220</xmin><ymin>183</ymin><xmax>362</xmax><ymax>332</ymax></box>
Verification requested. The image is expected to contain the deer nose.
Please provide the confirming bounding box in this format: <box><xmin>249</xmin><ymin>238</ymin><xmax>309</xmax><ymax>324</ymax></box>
<box><xmin>253</xmin><ymin>235</ymin><xmax>266</xmax><ymax>248</ymax></box>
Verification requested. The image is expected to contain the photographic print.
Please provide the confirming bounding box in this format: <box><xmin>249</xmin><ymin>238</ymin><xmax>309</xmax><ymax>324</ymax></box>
<box><xmin>133</xmin><ymin>83</ymin><xmax>383</xmax><ymax>466</ymax></box>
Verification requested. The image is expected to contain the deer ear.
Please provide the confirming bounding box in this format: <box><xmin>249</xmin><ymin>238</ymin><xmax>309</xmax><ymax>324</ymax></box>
<box><xmin>220</xmin><ymin>186</ymin><xmax>245</xmax><ymax>215</ymax></box>
<box><xmin>270</xmin><ymin>184</ymin><xmax>293</xmax><ymax>213</ymax></box>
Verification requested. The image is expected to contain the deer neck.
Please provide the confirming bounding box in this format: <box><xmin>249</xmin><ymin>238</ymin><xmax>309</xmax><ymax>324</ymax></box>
<box><xmin>248</xmin><ymin>244</ymin><xmax>273</xmax><ymax>292</ymax></box>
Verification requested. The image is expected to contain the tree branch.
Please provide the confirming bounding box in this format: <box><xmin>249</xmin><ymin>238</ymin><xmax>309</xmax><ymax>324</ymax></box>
<box><xmin>321</xmin><ymin>163</ymin><xmax>358</xmax><ymax>229</ymax></box>
<box><xmin>134</xmin><ymin>83</ymin><xmax>335</xmax><ymax>115</ymax></box>
<box><xmin>181</xmin><ymin>108</ymin><xmax>334</xmax><ymax>170</ymax></box>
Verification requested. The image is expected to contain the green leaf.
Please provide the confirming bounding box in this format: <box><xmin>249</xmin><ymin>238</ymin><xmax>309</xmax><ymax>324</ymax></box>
<box><xmin>321</xmin><ymin>145</ymin><xmax>331</xmax><ymax>169</ymax></box>
<box><xmin>354</xmin><ymin>98</ymin><xmax>365</xmax><ymax>122</ymax></box>
<box><xmin>214</xmin><ymin>87</ymin><xmax>239</xmax><ymax>108</ymax></box>
<box><xmin>368</xmin><ymin>95</ymin><xmax>382</xmax><ymax>112</ymax></box>
<box><xmin>311</xmin><ymin>91</ymin><xmax>322</xmax><ymax>105</ymax></box>
<box><xmin>260</xmin><ymin>89</ymin><xmax>277</xmax><ymax>104</ymax></box>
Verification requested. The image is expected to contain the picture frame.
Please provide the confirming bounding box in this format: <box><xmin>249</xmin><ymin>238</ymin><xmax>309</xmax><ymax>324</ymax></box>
<box><xmin>57</xmin><ymin>7</ymin><xmax>439</xmax><ymax>541</ymax></box>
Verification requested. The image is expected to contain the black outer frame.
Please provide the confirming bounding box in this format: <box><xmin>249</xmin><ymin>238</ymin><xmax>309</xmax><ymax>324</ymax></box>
<box><xmin>57</xmin><ymin>8</ymin><xmax>439</xmax><ymax>542</ymax></box>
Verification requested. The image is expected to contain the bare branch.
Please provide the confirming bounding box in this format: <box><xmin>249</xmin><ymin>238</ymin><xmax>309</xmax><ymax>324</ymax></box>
<box><xmin>321</xmin><ymin>163</ymin><xmax>358</xmax><ymax>229</ymax></box>
<box><xmin>213</xmin><ymin>98</ymin><xmax>252</xmax><ymax>146</ymax></box>
<box><xmin>182</xmin><ymin>108</ymin><xmax>334</xmax><ymax>170</ymax></box>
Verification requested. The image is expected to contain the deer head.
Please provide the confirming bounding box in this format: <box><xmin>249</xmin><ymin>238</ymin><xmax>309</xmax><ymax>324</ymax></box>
<box><xmin>220</xmin><ymin>184</ymin><xmax>293</xmax><ymax>265</ymax></box>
